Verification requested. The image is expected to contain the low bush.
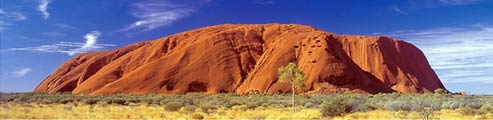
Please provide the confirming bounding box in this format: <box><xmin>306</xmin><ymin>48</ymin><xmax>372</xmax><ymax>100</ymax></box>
<box><xmin>320</xmin><ymin>97</ymin><xmax>353</xmax><ymax>117</ymax></box>
<box><xmin>223</xmin><ymin>100</ymin><xmax>241</xmax><ymax>108</ymax></box>
<box><xmin>198</xmin><ymin>103</ymin><xmax>217</xmax><ymax>113</ymax></box>
<box><xmin>304</xmin><ymin>102</ymin><xmax>316</xmax><ymax>108</ymax></box>
<box><xmin>110</xmin><ymin>99</ymin><xmax>126</xmax><ymax>105</ymax></box>
<box><xmin>385</xmin><ymin>101</ymin><xmax>412</xmax><ymax>111</ymax></box>
<box><xmin>59</xmin><ymin>98</ymin><xmax>73</xmax><ymax>104</ymax></box>
<box><xmin>82</xmin><ymin>98</ymin><xmax>98</xmax><ymax>105</ymax></box>
<box><xmin>245</xmin><ymin>102</ymin><xmax>260</xmax><ymax>109</ymax></box>
<box><xmin>1</xmin><ymin>92</ymin><xmax>492</xmax><ymax>119</ymax></box>
<box><xmin>466</xmin><ymin>102</ymin><xmax>482</xmax><ymax>109</ymax></box>
<box><xmin>441</xmin><ymin>101</ymin><xmax>461</xmax><ymax>110</ymax></box>
<box><xmin>164</xmin><ymin>101</ymin><xmax>183</xmax><ymax>111</ymax></box>
<box><xmin>354</xmin><ymin>102</ymin><xmax>376</xmax><ymax>112</ymax></box>
<box><xmin>182</xmin><ymin>105</ymin><xmax>196</xmax><ymax>112</ymax></box>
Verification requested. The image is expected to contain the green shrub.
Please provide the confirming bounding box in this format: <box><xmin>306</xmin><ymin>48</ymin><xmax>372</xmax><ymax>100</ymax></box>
<box><xmin>304</xmin><ymin>102</ymin><xmax>316</xmax><ymax>108</ymax></box>
<box><xmin>59</xmin><ymin>98</ymin><xmax>73</xmax><ymax>104</ymax></box>
<box><xmin>182</xmin><ymin>105</ymin><xmax>196</xmax><ymax>112</ymax></box>
<box><xmin>111</xmin><ymin>99</ymin><xmax>126</xmax><ymax>105</ymax></box>
<box><xmin>354</xmin><ymin>102</ymin><xmax>376</xmax><ymax>112</ymax></box>
<box><xmin>386</xmin><ymin>101</ymin><xmax>412</xmax><ymax>111</ymax></box>
<box><xmin>441</xmin><ymin>101</ymin><xmax>460</xmax><ymax>110</ymax></box>
<box><xmin>164</xmin><ymin>101</ymin><xmax>183</xmax><ymax>111</ymax></box>
<box><xmin>466</xmin><ymin>102</ymin><xmax>482</xmax><ymax>109</ymax></box>
<box><xmin>183</xmin><ymin>96</ymin><xmax>195</xmax><ymax>105</ymax></box>
<box><xmin>125</xmin><ymin>99</ymin><xmax>141</xmax><ymax>104</ymax></box>
<box><xmin>223</xmin><ymin>101</ymin><xmax>241</xmax><ymax>108</ymax></box>
<box><xmin>199</xmin><ymin>103</ymin><xmax>217</xmax><ymax>113</ymax></box>
<box><xmin>143</xmin><ymin>98</ymin><xmax>160</xmax><ymax>105</ymax></box>
<box><xmin>40</xmin><ymin>99</ymin><xmax>53</xmax><ymax>104</ymax></box>
<box><xmin>82</xmin><ymin>98</ymin><xmax>98</xmax><ymax>105</ymax></box>
<box><xmin>2</xmin><ymin>91</ymin><xmax>493</xmax><ymax>118</ymax></box>
<box><xmin>320</xmin><ymin>97</ymin><xmax>353</xmax><ymax>117</ymax></box>
<box><xmin>411</xmin><ymin>100</ymin><xmax>441</xmax><ymax>111</ymax></box>
<box><xmin>245</xmin><ymin>102</ymin><xmax>260</xmax><ymax>109</ymax></box>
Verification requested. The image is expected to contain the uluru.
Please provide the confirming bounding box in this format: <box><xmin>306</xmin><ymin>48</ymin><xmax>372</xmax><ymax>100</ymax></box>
<box><xmin>34</xmin><ymin>24</ymin><xmax>446</xmax><ymax>95</ymax></box>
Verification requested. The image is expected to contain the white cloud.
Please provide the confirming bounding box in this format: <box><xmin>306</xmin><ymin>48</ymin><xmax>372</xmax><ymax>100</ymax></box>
<box><xmin>42</xmin><ymin>31</ymin><xmax>66</xmax><ymax>37</ymax></box>
<box><xmin>0</xmin><ymin>8</ymin><xmax>27</xmax><ymax>31</ymax></box>
<box><xmin>84</xmin><ymin>31</ymin><xmax>101</xmax><ymax>48</ymax></box>
<box><xmin>1</xmin><ymin>31</ymin><xmax>116</xmax><ymax>56</ymax></box>
<box><xmin>67</xmin><ymin>31</ymin><xmax>102</xmax><ymax>55</ymax></box>
<box><xmin>0</xmin><ymin>9</ymin><xmax>26</xmax><ymax>21</ymax></box>
<box><xmin>0</xmin><ymin>21</ymin><xmax>11</xmax><ymax>31</ymax></box>
<box><xmin>11</xmin><ymin>68</ymin><xmax>32</xmax><ymax>78</ymax></box>
<box><xmin>123</xmin><ymin>0</ymin><xmax>207</xmax><ymax>31</ymax></box>
<box><xmin>54</xmin><ymin>23</ymin><xmax>77</xmax><ymax>30</ymax></box>
<box><xmin>38</xmin><ymin>0</ymin><xmax>50</xmax><ymax>20</ymax></box>
<box><xmin>391</xmin><ymin>6</ymin><xmax>408</xmax><ymax>15</ymax></box>
<box><xmin>41</xmin><ymin>24</ymin><xmax>77</xmax><ymax>37</ymax></box>
<box><xmin>253</xmin><ymin>0</ymin><xmax>276</xmax><ymax>5</ymax></box>
<box><xmin>380</xmin><ymin>25</ymin><xmax>493</xmax><ymax>83</ymax></box>
<box><xmin>439</xmin><ymin>0</ymin><xmax>481</xmax><ymax>5</ymax></box>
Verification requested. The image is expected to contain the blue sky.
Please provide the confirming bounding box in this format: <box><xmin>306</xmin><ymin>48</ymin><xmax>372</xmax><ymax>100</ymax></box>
<box><xmin>1</xmin><ymin>0</ymin><xmax>492</xmax><ymax>94</ymax></box>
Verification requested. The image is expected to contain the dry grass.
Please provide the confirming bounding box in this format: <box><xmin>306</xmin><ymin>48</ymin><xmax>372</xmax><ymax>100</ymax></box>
<box><xmin>0</xmin><ymin>102</ymin><xmax>320</xmax><ymax>119</ymax></box>
<box><xmin>1</xmin><ymin>92</ymin><xmax>491</xmax><ymax>119</ymax></box>
<box><xmin>1</xmin><ymin>102</ymin><xmax>492</xmax><ymax>119</ymax></box>
<box><xmin>336</xmin><ymin>109</ymin><xmax>492</xmax><ymax>120</ymax></box>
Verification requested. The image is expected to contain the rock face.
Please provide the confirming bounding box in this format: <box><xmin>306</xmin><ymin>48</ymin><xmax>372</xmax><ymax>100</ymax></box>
<box><xmin>34</xmin><ymin>24</ymin><xmax>446</xmax><ymax>95</ymax></box>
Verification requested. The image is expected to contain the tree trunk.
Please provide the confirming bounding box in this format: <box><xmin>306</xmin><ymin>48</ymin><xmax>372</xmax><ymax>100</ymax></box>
<box><xmin>291</xmin><ymin>82</ymin><xmax>295</xmax><ymax>112</ymax></box>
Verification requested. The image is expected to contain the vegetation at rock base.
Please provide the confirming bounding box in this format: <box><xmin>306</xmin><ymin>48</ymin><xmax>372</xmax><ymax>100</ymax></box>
<box><xmin>0</xmin><ymin>92</ymin><xmax>492</xmax><ymax>119</ymax></box>
<box><xmin>277</xmin><ymin>62</ymin><xmax>306</xmax><ymax>112</ymax></box>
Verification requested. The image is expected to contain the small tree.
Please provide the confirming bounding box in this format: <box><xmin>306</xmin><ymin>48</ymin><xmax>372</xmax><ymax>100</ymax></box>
<box><xmin>278</xmin><ymin>62</ymin><xmax>306</xmax><ymax>112</ymax></box>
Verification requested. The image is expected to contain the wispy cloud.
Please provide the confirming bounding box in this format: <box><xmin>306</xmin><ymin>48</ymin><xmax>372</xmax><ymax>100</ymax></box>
<box><xmin>122</xmin><ymin>0</ymin><xmax>208</xmax><ymax>31</ymax></box>
<box><xmin>0</xmin><ymin>8</ymin><xmax>27</xmax><ymax>31</ymax></box>
<box><xmin>438</xmin><ymin>0</ymin><xmax>481</xmax><ymax>5</ymax></box>
<box><xmin>0</xmin><ymin>9</ymin><xmax>27</xmax><ymax>21</ymax></box>
<box><xmin>11</xmin><ymin>68</ymin><xmax>32</xmax><ymax>78</ymax></box>
<box><xmin>42</xmin><ymin>31</ymin><xmax>66</xmax><ymax>37</ymax></box>
<box><xmin>379</xmin><ymin>25</ymin><xmax>493</xmax><ymax>83</ymax></box>
<box><xmin>38</xmin><ymin>0</ymin><xmax>50</xmax><ymax>20</ymax></box>
<box><xmin>1</xmin><ymin>31</ymin><xmax>116</xmax><ymax>56</ymax></box>
<box><xmin>391</xmin><ymin>5</ymin><xmax>408</xmax><ymax>15</ymax></box>
<box><xmin>253</xmin><ymin>0</ymin><xmax>277</xmax><ymax>5</ymax></box>
<box><xmin>41</xmin><ymin>23</ymin><xmax>77</xmax><ymax>37</ymax></box>
<box><xmin>406</xmin><ymin>0</ymin><xmax>481</xmax><ymax>9</ymax></box>
<box><xmin>54</xmin><ymin>23</ymin><xmax>77</xmax><ymax>30</ymax></box>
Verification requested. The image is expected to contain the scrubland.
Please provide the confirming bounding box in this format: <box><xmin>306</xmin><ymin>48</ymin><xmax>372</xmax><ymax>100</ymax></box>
<box><xmin>1</xmin><ymin>91</ymin><xmax>492</xmax><ymax>119</ymax></box>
